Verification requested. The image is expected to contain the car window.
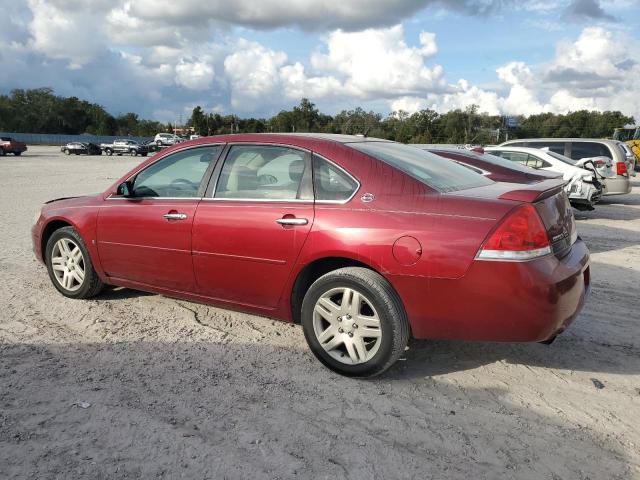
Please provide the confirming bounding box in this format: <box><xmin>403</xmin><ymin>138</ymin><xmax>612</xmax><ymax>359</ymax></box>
<box><xmin>527</xmin><ymin>141</ymin><xmax>566</xmax><ymax>155</ymax></box>
<box><xmin>524</xmin><ymin>154</ymin><xmax>551</xmax><ymax>169</ymax></box>
<box><xmin>313</xmin><ymin>155</ymin><xmax>359</xmax><ymax>201</ymax></box>
<box><xmin>569</xmin><ymin>142</ymin><xmax>611</xmax><ymax>160</ymax></box>
<box><xmin>214</xmin><ymin>145</ymin><xmax>310</xmax><ymax>200</ymax></box>
<box><xmin>493</xmin><ymin>150</ymin><xmax>530</xmax><ymax>165</ymax></box>
<box><xmin>132</xmin><ymin>146</ymin><xmax>221</xmax><ymax>198</ymax></box>
<box><xmin>349</xmin><ymin>142</ymin><xmax>492</xmax><ymax>192</ymax></box>
<box><xmin>545</xmin><ymin>150</ymin><xmax>578</xmax><ymax>165</ymax></box>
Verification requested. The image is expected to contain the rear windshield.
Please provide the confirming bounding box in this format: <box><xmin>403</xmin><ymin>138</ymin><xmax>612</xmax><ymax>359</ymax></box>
<box><xmin>465</xmin><ymin>150</ymin><xmax>543</xmax><ymax>173</ymax></box>
<box><xmin>545</xmin><ymin>150</ymin><xmax>578</xmax><ymax>165</ymax></box>
<box><xmin>349</xmin><ymin>142</ymin><xmax>493</xmax><ymax>192</ymax></box>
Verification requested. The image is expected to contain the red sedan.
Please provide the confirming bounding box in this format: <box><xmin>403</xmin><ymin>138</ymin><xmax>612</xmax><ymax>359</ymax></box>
<box><xmin>32</xmin><ymin>134</ymin><xmax>590</xmax><ymax>376</ymax></box>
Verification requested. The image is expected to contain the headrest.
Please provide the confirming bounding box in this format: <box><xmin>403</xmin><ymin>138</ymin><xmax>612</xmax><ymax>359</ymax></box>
<box><xmin>236</xmin><ymin>166</ymin><xmax>258</xmax><ymax>191</ymax></box>
<box><xmin>289</xmin><ymin>160</ymin><xmax>304</xmax><ymax>183</ymax></box>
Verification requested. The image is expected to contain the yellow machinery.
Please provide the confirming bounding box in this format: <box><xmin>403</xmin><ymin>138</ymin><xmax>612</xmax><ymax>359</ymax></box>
<box><xmin>613</xmin><ymin>127</ymin><xmax>640</xmax><ymax>163</ymax></box>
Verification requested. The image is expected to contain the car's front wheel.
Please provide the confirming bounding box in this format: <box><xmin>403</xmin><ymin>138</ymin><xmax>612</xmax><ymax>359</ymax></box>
<box><xmin>301</xmin><ymin>267</ymin><xmax>410</xmax><ymax>377</ymax></box>
<box><xmin>45</xmin><ymin>227</ymin><xmax>104</xmax><ymax>299</ymax></box>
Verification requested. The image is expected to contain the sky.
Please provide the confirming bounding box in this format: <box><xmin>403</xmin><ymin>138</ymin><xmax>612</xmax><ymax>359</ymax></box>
<box><xmin>1</xmin><ymin>0</ymin><xmax>639</xmax><ymax>123</ymax></box>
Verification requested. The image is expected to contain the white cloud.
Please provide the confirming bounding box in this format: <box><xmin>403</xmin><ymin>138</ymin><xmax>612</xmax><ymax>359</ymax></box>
<box><xmin>311</xmin><ymin>25</ymin><xmax>448</xmax><ymax>98</ymax></box>
<box><xmin>175</xmin><ymin>59</ymin><xmax>215</xmax><ymax>90</ymax></box>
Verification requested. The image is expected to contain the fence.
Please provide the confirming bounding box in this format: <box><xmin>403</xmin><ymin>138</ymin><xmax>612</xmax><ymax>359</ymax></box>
<box><xmin>0</xmin><ymin>132</ymin><xmax>153</xmax><ymax>146</ymax></box>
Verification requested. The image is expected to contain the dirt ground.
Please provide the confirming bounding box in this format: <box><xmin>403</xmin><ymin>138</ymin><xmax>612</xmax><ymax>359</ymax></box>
<box><xmin>1</xmin><ymin>145</ymin><xmax>639</xmax><ymax>479</ymax></box>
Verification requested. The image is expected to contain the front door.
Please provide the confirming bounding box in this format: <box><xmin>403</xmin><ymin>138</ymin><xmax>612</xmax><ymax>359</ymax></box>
<box><xmin>192</xmin><ymin>144</ymin><xmax>314</xmax><ymax>309</ymax></box>
<box><xmin>97</xmin><ymin>145</ymin><xmax>222</xmax><ymax>290</ymax></box>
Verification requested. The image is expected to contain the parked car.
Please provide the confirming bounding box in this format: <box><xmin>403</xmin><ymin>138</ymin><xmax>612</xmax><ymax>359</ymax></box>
<box><xmin>100</xmin><ymin>139</ymin><xmax>149</xmax><ymax>156</ymax></box>
<box><xmin>416</xmin><ymin>146</ymin><xmax>562</xmax><ymax>183</ymax></box>
<box><xmin>61</xmin><ymin>142</ymin><xmax>102</xmax><ymax>155</ymax></box>
<box><xmin>485</xmin><ymin>146</ymin><xmax>603</xmax><ymax>211</ymax></box>
<box><xmin>499</xmin><ymin>138</ymin><xmax>631</xmax><ymax>195</ymax></box>
<box><xmin>143</xmin><ymin>140</ymin><xmax>161</xmax><ymax>153</ymax></box>
<box><xmin>154</xmin><ymin>133</ymin><xmax>183</xmax><ymax>147</ymax></box>
<box><xmin>0</xmin><ymin>137</ymin><xmax>28</xmax><ymax>156</ymax></box>
<box><xmin>32</xmin><ymin>134</ymin><xmax>590</xmax><ymax>377</ymax></box>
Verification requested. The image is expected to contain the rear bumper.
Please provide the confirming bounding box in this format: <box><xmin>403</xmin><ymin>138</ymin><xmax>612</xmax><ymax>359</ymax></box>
<box><xmin>602</xmin><ymin>176</ymin><xmax>631</xmax><ymax>195</ymax></box>
<box><xmin>390</xmin><ymin>239</ymin><xmax>590</xmax><ymax>342</ymax></box>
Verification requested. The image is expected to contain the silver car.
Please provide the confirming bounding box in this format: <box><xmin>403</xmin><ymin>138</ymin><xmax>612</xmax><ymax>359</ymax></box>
<box><xmin>499</xmin><ymin>138</ymin><xmax>631</xmax><ymax>195</ymax></box>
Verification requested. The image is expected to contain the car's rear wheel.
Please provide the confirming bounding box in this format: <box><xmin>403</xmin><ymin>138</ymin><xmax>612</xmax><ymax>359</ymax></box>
<box><xmin>15</xmin><ymin>152</ymin><xmax>22</xmax><ymax>156</ymax></box>
<box><xmin>130</xmin><ymin>149</ymin><xmax>137</xmax><ymax>156</ymax></box>
<box><xmin>64</xmin><ymin>149</ymin><xmax>70</xmax><ymax>155</ymax></box>
<box><xmin>301</xmin><ymin>267</ymin><xmax>409</xmax><ymax>377</ymax></box>
<box><xmin>105</xmin><ymin>149</ymin><xmax>112</xmax><ymax>156</ymax></box>
<box><xmin>45</xmin><ymin>227</ymin><xmax>104</xmax><ymax>299</ymax></box>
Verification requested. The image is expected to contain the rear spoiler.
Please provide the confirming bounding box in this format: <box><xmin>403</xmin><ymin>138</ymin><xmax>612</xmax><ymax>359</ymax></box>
<box><xmin>498</xmin><ymin>179</ymin><xmax>566</xmax><ymax>203</ymax></box>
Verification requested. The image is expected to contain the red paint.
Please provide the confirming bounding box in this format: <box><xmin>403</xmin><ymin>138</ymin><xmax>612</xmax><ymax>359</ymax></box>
<box><xmin>32</xmin><ymin>134</ymin><xmax>590</xmax><ymax>343</ymax></box>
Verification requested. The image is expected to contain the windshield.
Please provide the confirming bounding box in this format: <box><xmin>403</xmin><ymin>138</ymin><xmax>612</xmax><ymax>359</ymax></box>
<box><xmin>545</xmin><ymin>150</ymin><xmax>578</xmax><ymax>165</ymax></box>
<box><xmin>349</xmin><ymin>142</ymin><xmax>493</xmax><ymax>192</ymax></box>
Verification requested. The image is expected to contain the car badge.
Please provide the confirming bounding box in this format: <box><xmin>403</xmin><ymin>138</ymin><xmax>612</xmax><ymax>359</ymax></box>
<box><xmin>361</xmin><ymin>193</ymin><xmax>375</xmax><ymax>203</ymax></box>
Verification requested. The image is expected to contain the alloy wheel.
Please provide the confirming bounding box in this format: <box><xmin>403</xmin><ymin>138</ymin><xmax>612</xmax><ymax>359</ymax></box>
<box><xmin>50</xmin><ymin>238</ymin><xmax>86</xmax><ymax>292</ymax></box>
<box><xmin>312</xmin><ymin>287</ymin><xmax>382</xmax><ymax>365</ymax></box>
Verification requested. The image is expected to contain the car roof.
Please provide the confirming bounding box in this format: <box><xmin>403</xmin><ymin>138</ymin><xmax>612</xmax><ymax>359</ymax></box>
<box><xmin>174</xmin><ymin>133</ymin><xmax>390</xmax><ymax>150</ymax></box>
<box><xmin>501</xmin><ymin>138</ymin><xmax>618</xmax><ymax>145</ymax></box>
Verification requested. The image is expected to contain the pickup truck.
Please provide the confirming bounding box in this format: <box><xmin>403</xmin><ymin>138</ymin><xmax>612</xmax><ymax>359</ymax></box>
<box><xmin>100</xmin><ymin>139</ymin><xmax>149</xmax><ymax>156</ymax></box>
<box><xmin>0</xmin><ymin>137</ymin><xmax>28</xmax><ymax>156</ymax></box>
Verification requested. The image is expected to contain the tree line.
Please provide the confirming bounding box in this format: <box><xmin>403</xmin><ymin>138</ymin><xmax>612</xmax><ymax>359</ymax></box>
<box><xmin>0</xmin><ymin>88</ymin><xmax>168</xmax><ymax>137</ymax></box>
<box><xmin>188</xmin><ymin>99</ymin><xmax>635</xmax><ymax>144</ymax></box>
<box><xmin>0</xmin><ymin>88</ymin><xmax>634</xmax><ymax>143</ymax></box>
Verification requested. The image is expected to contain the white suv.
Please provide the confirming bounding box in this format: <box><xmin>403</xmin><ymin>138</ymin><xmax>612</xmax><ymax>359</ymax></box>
<box><xmin>154</xmin><ymin>133</ymin><xmax>182</xmax><ymax>147</ymax></box>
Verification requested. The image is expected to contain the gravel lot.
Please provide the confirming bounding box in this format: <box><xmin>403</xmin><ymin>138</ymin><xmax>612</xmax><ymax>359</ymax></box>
<box><xmin>1</xmin><ymin>146</ymin><xmax>639</xmax><ymax>479</ymax></box>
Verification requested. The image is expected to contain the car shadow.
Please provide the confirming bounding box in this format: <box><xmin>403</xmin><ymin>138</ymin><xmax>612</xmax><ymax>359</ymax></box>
<box><xmin>99</xmin><ymin>285</ymin><xmax>154</xmax><ymax>300</ymax></box>
<box><xmin>576</xmin><ymin>223</ymin><xmax>640</xmax><ymax>254</ymax></box>
<box><xmin>0</xmin><ymin>339</ymin><xmax>634</xmax><ymax>479</ymax></box>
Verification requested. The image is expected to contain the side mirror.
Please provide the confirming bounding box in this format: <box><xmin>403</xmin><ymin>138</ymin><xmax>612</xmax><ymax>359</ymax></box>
<box><xmin>116</xmin><ymin>181</ymin><xmax>134</xmax><ymax>197</ymax></box>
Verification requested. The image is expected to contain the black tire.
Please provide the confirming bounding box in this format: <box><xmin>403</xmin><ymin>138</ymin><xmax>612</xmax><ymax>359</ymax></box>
<box><xmin>105</xmin><ymin>149</ymin><xmax>113</xmax><ymax>156</ymax></box>
<box><xmin>0</xmin><ymin>148</ymin><xmax>5</xmax><ymax>156</ymax></box>
<box><xmin>156</xmin><ymin>140</ymin><xmax>162</xmax><ymax>146</ymax></box>
<box><xmin>301</xmin><ymin>267</ymin><xmax>410</xmax><ymax>377</ymax></box>
<box><xmin>14</xmin><ymin>152</ymin><xmax>22</xmax><ymax>156</ymax></box>
<box><xmin>45</xmin><ymin>226</ymin><xmax>104</xmax><ymax>299</ymax></box>
<box><xmin>130</xmin><ymin>150</ymin><xmax>137</xmax><ymax>156</ymax></box>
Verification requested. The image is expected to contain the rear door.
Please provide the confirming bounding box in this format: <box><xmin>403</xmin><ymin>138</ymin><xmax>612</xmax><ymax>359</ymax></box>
<box><xmin>192</xmin><ymin>144</ymin><xmax>314</xmax><ymax>309</ymax></box>
<box><xmin>97</xmin><ymin>145</ymin><xmax>222</xmax><ymax>290</ymax></box>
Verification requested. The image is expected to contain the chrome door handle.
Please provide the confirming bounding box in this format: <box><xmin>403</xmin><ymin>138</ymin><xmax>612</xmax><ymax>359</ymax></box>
<box><xmin>276</xmin><ymin>217</ymin><xmax>308</xmax><ymax>226</ymax></box>
<box><xmin>163</xmin><ymin>213</ymin><xmax>188</xmax><ymax>220</ymax></box>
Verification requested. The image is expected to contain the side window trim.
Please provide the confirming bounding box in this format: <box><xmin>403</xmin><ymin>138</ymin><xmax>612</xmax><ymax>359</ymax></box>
<box><xmin>203</xmin><ymin>142</ymin><xmax>313</xmax><ymax>203</ymax></box>
<box><xmin>108</xmin><ymin>144</ymin><xmax>224</xmax><ymax>200</ymax></box>
<box><xmin>312</xmin><ymin>153</ymin><xmax>361</xmax><ymax>204</ymax></box>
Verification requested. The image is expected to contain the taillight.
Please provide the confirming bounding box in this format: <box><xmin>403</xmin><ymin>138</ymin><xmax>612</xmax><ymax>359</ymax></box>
<box><xmin>477</xmin><ymin>204</ymin><xmax>551</xmax><ymax>261</ymax></box>
<box><xmin>616</xmin><ymin>162</ymin><xmax>627</xmax><ymax>175</ymax></box>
